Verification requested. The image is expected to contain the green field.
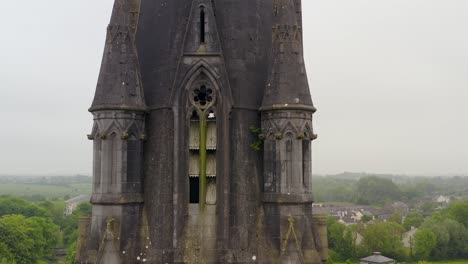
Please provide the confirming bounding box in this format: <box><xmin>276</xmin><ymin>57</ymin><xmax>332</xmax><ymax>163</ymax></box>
<box><xmin>0</xmin><ymin>183</ymin><xmax>91</xmax><ymax>199</ymax></box>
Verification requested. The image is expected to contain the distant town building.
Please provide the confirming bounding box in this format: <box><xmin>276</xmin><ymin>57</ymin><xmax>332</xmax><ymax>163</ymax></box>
<box><xmin>387</xmin><ymin>201</ymin><xmax>410</xmax><ymax>215</ymax></box>
<box><xmin>64</xmin><ymin>195</ymin><xmax>90</xmax><ymax>216</ymax></box>
<box><xmin>316</xmin><ymin>204</ymin><xmax>392</xmax><ymax>225</ymax></box>
<box><xmin>360</xmin><ymin>252</ymin><xmax>395</xmax><ymax>264</ymax></box>
<box><xmin>434</xmin><ymin>195</ymin><xmax>450</xmax><ymax>204</ymax></box>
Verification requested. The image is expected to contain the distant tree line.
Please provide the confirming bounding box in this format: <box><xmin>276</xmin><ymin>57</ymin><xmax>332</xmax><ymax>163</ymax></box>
<box><xmin>0</xmin><ymin>175</ymin><xmax>91</xmax><ymax>186</ymax></box>
<box><xmin>327</xmin><ymin>201</ymin><xmax>468</xmax><ymax>262</ymax></box>
<box><xmin>313</xmin><ymin>173</ymin><xmax>468</xmax><ymax>207</ymax></box>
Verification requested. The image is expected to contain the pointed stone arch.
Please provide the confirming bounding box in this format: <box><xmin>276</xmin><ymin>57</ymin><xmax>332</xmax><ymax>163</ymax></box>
<box><xmin>264</xmin><ymin>124</ymin><xmax>277</xmax><ymax>141</ymax></box>
<box><xmin>172</xmin><ymin>59</ymin><xmax>232</xmax><ymax>108</ymax></box>
<box><xmin>89</xmin><ymin>122</ymin><xmax>102</xmax><ymax>139</ymax></box>
<box><xmin>302</xmin><ymin>121</ymin><xmax>314</xmax><ymax>140</ymax></box>
<box><xmin>128</xmin><ymin>133</ymin><xmax>138</xmax><ymax>140</ymax></box>
<box><xmin>284</xmin><ymin>130</ymin><xmax>295</xmax><ymax>140</ymax></box>
<box><xmin>124</xmin><ymin>120</ymin><xmax>143</xmax><ymax>139</ymax></box>
<box><xmin>108</xmin><ymin>131</ymin><xmax>118</xmax><ymax>139</ymax></box>
<box><xmin>280</xmin><ymin>121</ymin><xmax>300</xmax><ymax>136</ymax></box>
<box><xmin>101</xmin><ymin>120</ymin><xmax>124</xmax><ymax>138</ymax></box>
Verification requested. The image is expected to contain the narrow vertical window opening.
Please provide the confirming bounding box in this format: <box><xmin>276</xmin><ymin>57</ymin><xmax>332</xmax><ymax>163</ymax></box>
<box><xmin>302</xmin><ymin>139</ymin><xmax>311</xmax><ymax>190</ymax></box>
<box><xmin>200</xmin><ymin>8</ymin><xmax>206</xmax><ymax>43</ymax></box>
<box><xmin>110</xmin><ymin>133</ymin><xmax>118</xmax><ymax>188</ymax></box>
<box><xmin>285</xmin><ymin>133</ymin><xmax>293</xmax><ymax>193</ymax></box>
<box><xmin>190</xmin><ymin>177</ymin><xmax>200</xmax><ymax>204</ymax></box>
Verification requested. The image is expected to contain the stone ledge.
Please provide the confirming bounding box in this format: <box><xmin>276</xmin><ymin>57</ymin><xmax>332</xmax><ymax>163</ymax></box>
<box><xmin>262</xmin><ymin>193</ymin><xmax>314</xmax><ymax>204</ymax></box>
<box><xmin>91</xmin><ymin>193</ymin><xmax>144</xmax><ymax>205</ymax></box>
<box><xmin>260</xmin><ymin>103</ymin><xmax>317</xmax><ymax>113</ymax></box>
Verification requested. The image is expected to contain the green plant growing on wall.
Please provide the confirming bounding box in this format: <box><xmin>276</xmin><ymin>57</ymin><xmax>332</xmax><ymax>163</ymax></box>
<box><xmin>250</xmin><ymin>126</ymin><xmax>264</xmax><ymax>152</ymax></box>
<box><xmin>199</xmin><ymin>113</ymin><xmax>208</xmax><ymax>210</ymax></box>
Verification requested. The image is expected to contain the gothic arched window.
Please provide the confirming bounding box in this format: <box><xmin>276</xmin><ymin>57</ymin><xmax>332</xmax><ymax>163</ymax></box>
<box><xmin>188</xmin><ymin>78</ymin><xmax>217</xmax><ymax>209</ymax></box>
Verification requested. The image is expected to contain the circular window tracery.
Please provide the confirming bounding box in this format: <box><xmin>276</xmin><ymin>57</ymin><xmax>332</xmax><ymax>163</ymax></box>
<box><xmin>193</xmin><ymin>85</ymin><xmax>213</xmax><ymax>106</ymax></box>
<box><xmin>190</xmin><ymin>81</ymin><xmax>216</xmax><ymax>110</ymax></box>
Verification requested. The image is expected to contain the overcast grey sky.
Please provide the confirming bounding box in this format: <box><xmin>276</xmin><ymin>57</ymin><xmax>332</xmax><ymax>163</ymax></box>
<box><xmin>0</xmin><ymin>0</ymin><xmax>467</xmax><ymax>176</ymax></box>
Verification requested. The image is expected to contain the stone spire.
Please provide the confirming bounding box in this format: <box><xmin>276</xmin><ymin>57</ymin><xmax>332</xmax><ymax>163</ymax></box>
<box><xmin>89</xmin><ymin>0</ymin><xmax>146</xmax><ymax>112</ymax></box>
<box><xmin>261</xmin><ymin>0</ymin><xmax>315</xmax><ymax>112</ymax></box>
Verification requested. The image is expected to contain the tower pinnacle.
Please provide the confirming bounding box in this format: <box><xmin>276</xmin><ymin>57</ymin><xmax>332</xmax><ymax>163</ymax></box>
<box><xmin>262</xmin><ymin>0</ymin><xmax>315</xmax><ymax>112</ymax></box>
<box><xmin>89</xmin><ymin>0</ymin><xmax>145</xmax><ymax>112</ymax></box>
<box><xmin>260</xmin><ymin>1</ymin><xmax>323</xmax><ymax>263</ymax></box>
<box><xmin>82</xmin><ymin>1</ymin><xmax>147</xmax><ymax>263</ymax></box>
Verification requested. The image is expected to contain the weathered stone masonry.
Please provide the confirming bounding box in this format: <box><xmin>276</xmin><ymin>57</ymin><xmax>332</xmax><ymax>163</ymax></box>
<box><xmin>79</xmin><ymin>0</ymin><xmax>328</xmax><ymax>263</ymax></box>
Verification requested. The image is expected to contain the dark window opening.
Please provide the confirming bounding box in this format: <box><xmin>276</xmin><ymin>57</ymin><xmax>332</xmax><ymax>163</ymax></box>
<box><xmin>190</xmin><ymin>177</ymin><xmax>200</xmax><ymax>204</ymax></box>
<box><xmin>191</xmin><ymin>110</ymin><xmax>199</xmax><ymax>120</ymax></box>
<box><xmin>200</xmin><ymin>8</ymin><xmax>206</xmax><ymax>43</ymax></box>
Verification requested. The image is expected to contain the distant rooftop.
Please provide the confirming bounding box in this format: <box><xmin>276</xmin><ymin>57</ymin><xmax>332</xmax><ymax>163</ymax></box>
<box><xmin>360</xmin><ymin>252</ymin><xmax>395</xmax><ymax>264</ymax></box>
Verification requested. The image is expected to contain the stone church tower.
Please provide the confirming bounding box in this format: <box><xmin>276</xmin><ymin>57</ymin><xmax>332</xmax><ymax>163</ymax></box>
<box><xmin>80</xmin><ymin>0</ymin><xmax>327</xmax><ymax>263</ymax></box>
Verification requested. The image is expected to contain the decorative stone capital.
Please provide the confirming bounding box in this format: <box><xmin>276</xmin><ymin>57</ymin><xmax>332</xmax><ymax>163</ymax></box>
<box><xmin>275</xmin><ymin>132</ymin><xmax>283</xmax><ymax>140</ymax></box>
<box><xmin>261</xmin><ymin>109</ymin><xmax>315</xmax><ymax>142</ymax></box>
<box><xmin>88</xmin><ymin>110</ymin><xmax>146</xmax><ymax>142</ymax></box>
<box><xmin>297</xmin><ymin>132</ymin><xmax>305</xmax><ymax>139</ymax></box>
